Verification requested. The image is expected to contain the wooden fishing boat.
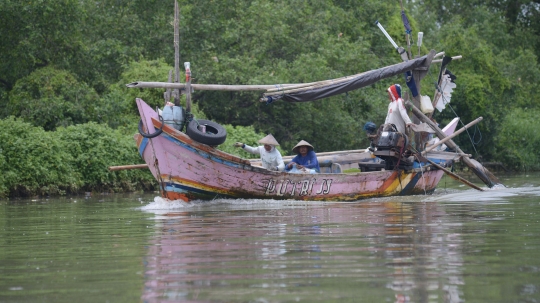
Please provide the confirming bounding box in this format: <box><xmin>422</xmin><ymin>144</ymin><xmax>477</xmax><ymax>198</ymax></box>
<box><xmin>135</xmin><ymin>96</ymin><xmax>457</xmax><ymax>202</ymax></box>
<box><xmin>117</xmin><ymin>2</ymin><xmax>503</xmax><ymax>202</ymax></box>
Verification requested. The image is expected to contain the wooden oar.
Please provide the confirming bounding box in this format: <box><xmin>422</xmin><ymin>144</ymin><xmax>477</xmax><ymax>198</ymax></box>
<box><xmin>406</xmin><ymin>100</ymin><xmax>503</xmax><ymax>188</ymax></box>
<box><xmin>424</xmin><ymin>158</ymin><xmax>484</xmax><ymax>191</ymax></box>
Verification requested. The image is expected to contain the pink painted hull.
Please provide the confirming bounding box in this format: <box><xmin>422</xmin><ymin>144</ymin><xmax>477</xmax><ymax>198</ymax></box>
<box><xmin>136</xmin><ymin>99</ymin><xmax>446</xmax><ymax>202</ymax></box>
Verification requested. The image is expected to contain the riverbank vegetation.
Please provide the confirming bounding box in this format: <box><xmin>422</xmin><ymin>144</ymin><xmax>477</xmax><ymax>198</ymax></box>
<box><xmin>1</xmin><ymin>0</ymin><xmax>539</xmax><ymax>198</ymax></box>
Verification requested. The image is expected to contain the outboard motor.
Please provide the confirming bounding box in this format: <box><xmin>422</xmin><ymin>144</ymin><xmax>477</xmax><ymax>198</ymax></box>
<box><xmin>376</xmin><ymin>124</ymin><xmax>408</xmax><ymax>151</ymax></box>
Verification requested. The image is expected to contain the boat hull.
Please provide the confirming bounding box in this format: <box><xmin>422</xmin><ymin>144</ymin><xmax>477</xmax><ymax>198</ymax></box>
<box><xmin>135</xmin><ymin>99</ymin><xmax>446</xmax><ymax>202</ymax></box>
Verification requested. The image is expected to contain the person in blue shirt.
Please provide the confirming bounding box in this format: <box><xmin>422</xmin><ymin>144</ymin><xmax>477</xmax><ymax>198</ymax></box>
<box><xmin>286</xmin><ymin>140</ymin><xmax>320</xmax><ymax>173</ymax></box>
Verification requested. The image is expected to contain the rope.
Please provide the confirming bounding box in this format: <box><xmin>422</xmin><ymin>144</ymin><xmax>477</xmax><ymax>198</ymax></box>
<box><xmin>414</xmin><ymin>153</ymin><xmax>428</xmax><ymax>195</ymax></box>
<box><xmin>394</xmin><ymin>143</ymin><xmax>406</xmax><ymax>192</ymax></box>
<box><xmin>182</xmin><ymin>110</ymin><xmax>194</xmax><ymax>132</ymax></box>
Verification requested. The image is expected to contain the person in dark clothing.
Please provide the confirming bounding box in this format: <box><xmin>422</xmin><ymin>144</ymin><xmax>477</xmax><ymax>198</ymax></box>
<box><xmin>286</xmin><ymin>140</ymin><xmax>320</xmax><ymax>173</ymax></box>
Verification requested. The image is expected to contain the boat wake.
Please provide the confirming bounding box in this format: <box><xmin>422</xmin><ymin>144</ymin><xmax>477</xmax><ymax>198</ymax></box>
<box><xmin>139</xmin><ymin>196</ymin><xmax>330</xmax><ymax>212</ymax></box>
<box><xmin>139</xmin><ymin>196</ymin><xmax>192</xmax><ymax>211</ymax></box>
<box><xmin>137</xmin><ymin>184</ymin><xmax>540</xmax><ymax>213</ymax></box>
<box><xmin>424</xmin><ymin>185</ymin><xmax>540</xmax><ymax>203</ymax></box>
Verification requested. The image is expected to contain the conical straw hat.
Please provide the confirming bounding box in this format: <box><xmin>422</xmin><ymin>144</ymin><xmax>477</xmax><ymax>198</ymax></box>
<box><xmin>292</xmin><ymin>140</ymin><xmax>314</xmax><ymax>154</ymax></box>
<box><xmin>258</xmin><ymin>134</ymin><xmax>280</xmax><ymax>146</ymax></box>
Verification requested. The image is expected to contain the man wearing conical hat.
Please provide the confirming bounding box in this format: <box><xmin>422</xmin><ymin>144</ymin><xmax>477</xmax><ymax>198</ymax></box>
<box><xmin>234</xmin><ymin>134</ymin><xmax>285</xmax><ymax>171</ymax></box>
<box><xmin>285</xmin><ymin>140</ymin><xmax>320</xmax><ymax>173</ymax></box>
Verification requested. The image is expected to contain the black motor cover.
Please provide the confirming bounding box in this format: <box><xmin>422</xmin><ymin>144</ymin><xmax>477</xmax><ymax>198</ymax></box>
<box><xmin>376</xmin><ymin>131</ymin><xmax>407</xmax><ymax>150</ymax></box>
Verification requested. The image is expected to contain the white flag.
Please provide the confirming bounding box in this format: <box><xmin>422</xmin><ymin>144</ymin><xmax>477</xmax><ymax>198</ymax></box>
<box><xmin>435</xmin><ymin>74</ymin><xmax>456</xmax><ymax>112</ymax></box>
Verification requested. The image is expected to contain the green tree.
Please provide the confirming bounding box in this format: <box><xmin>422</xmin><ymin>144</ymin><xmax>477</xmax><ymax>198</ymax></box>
<box><xmin>5</xmin><ymin>66</ymin><xmax>103</xmax><ymax>131</ymax></box>
<box><xmin>56</xmin><ymin>122</ymin><xmax>156</xmax><ymax>192</ymax></box>
<box><xmin>0</xmin><ymin>0</ymin><xmax>86</xmax><ymax>91</ymax></box>
<box><xmin>0</xmin><ymin>117</ymin><xmax>81</xmax><ymax>198</ymax></box>
<box><xmin>496</xmin><ymin>108</ymin><xmax>540</xmax><ymax>170</ymax></box>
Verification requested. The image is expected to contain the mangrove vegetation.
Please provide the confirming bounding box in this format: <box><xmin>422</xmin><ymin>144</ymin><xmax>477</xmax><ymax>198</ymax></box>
<box><xmin>1</xmin><ymin>0</ymin><xmax>540</xmax><ymax>197</ymax></box>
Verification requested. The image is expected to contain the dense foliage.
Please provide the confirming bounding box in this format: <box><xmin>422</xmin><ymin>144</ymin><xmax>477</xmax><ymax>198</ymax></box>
<box><xmin>0</xmin><ymin>118</ymin><xmax>156</xmax><ymax>198</ymax></box>
<box><xmin>1</xmin><ymin>0</ymin><xmax>540</xmax><ymax>197</ymax></box>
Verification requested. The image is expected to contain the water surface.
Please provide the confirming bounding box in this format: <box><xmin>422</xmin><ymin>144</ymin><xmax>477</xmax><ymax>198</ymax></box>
<box><xmin>1</xmin><ymin>173</ymin><xmax>539</xmax><ymax>302</ymax></box>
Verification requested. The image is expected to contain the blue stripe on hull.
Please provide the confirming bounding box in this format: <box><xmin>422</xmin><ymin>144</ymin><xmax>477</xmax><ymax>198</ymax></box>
<box><xmin>139</xmin><ymin>138</ymin><xmax>149</xmax><ymax>156</ymax></box>
<box><xmin>164</xmin><ymin>182</ymin><xmax>236</xmax><ymax>199</ymax></box>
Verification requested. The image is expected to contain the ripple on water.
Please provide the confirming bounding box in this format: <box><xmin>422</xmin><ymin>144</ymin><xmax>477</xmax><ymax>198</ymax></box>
<box><xmin>424</xmin><ymin>185</ymin><xmax>540</xmax><ymax>204</ymax></box>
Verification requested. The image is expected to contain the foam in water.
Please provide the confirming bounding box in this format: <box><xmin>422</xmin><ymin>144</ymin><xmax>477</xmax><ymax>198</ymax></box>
<box><xmin>139</xmin><ymin>196</ymin><xmax>192</xmax><ymax>210</ymax></box>
<box><xmin>138</xmin><ymin>195</ymin><xmax>330</xmax><ymax>212</ymax></box>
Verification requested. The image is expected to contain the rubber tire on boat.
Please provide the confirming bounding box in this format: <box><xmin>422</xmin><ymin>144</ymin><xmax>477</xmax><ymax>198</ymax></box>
<box><xmin>138</xmin><ymin>116</ymin><xmax>164</xmax><ymax>138</ymax></box>
<box><xmin>186</xmin><ymin>119</ymin><xmax>227</xmax><ymax>146</ymax></box>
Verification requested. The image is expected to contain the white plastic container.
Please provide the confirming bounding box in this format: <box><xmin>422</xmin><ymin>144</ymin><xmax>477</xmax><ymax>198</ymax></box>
<box><xmin>420</xmin><ymin>95</ymin><xmax>434</xmax><ymax>114</ymax></box>
<box><xmin>161</xmin><ymin>105</ymin><xmax>185</xmax><ymax>131</ymax></box>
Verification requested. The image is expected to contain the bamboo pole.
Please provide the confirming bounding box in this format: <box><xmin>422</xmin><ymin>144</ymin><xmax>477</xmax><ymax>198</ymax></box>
<box><xmin>399</xmin><ymin>0</ymin><xmax>412</xmax><ymax>60</ymax></box>
<box><xmin>248</xmin><ymin>148</ymin><xmax>370</xmax><ymax>162</ymax></box>
<box><xmin>126</xmin><ymin>54</ymin><xmax>433</xmax><ymax>93</ymax></box>
<box><xmin>185</xmin><ymin>63</ymin><xmax>191</xmax><ymax>112</ymax></box>
<box><xmin>424</xmin><ymin>158</ymin><xmax>484</xmax><ymax>191</ymax></box>
<box><xmin>405</xmin><ymin>100</ymin><xmax>502</xmax><ymax>188</ymax></box>
<box><xmin>434</xmin><ymin>51</ymin><xmax>445</xmax><ymax>58</ymax></box>
<box><xmin>127</xmin><ymin>81</ymin><xmax>283</xmax><ymax>91</ymax></box>
<box><xmin>109</xmin><ymin>164</ymin><xmax>149</xmax><ymax>171</ymax></box>
<box><xmin>174</xmin><ymin>0</ymin><xmax>180</xmax><ymax>106</ymax></box>
<box><xmin>421</xmin><ymin>117</ymin><xmax>483</xmax><ymax>155</ymax></box>
<box><xmin>432</xmin><ymin>55</ymin><xmax>462</xmax><ymax>63</ymax></box>
<box><xmin>164</xmin><ymin>70</ymin><xmax>172</xmax><ymax>106</ymax></box>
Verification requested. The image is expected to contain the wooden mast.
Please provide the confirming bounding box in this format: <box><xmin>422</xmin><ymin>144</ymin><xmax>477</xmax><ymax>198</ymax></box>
<box><xmin>173</xmin><ymin>0</ymin><xmax>181</xmax><ymax>106</ymax></box>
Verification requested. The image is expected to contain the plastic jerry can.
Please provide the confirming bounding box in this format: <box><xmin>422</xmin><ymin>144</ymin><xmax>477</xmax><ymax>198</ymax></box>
<box><xmin>161</xmin><ymin>105</ymin><xmax>185</xmax><ymax>131</ymax></box>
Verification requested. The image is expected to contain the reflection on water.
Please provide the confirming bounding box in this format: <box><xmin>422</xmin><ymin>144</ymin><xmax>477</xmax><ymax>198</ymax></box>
<box><xmin>1</xmin><ymin>174</ymin><xmax>539</xmax><ymax>303</ymax></box>
<box><xmin>139</xmin><ymin>182</ymin><xmax>540</xmax><ymax>303</ymax></box>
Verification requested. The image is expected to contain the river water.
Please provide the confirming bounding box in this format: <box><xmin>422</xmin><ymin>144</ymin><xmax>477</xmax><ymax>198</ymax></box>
<box><xmin>1</xmin><ymin>173</ymin><xmax>539</xmax><ymax>303</ymax></box>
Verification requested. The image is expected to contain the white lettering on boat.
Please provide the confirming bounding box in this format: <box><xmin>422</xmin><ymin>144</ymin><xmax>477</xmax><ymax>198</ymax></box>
<box><xmin>315</xmin><ymin>179</ymin><xmax>332</xmax><ymax>194</ymax></box>
<box><xmin>300</xmin><ymin>180</ymin><xmax>310</xmax><ymax>195</ymax></box>
<box><xmin>264</xmin><ymin>178</ymin><xmax>332</xmax><ymax>196</ymax></box>
<box><xmin>277</xmin><ymin>180</ymin><xmax>290</xmax><ymax>196</ymax></box>
<box><xmin>265</xmin><ymin>179</ymin><xmax>276</xmax><ymax>195</ymax></box>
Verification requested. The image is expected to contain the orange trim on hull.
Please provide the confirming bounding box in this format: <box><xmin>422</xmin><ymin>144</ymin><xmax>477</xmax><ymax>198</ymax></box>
<box><xmin>165</xmin><ymin>192</ymin><xmax>191</xmax><ymax>202</ymax></box>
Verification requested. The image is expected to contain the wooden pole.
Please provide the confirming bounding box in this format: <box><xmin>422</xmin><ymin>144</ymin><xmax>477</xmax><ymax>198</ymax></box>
<box><xmin>399</xmin><ymin>0</ymin><xmax>412</xmax><ymax>59</ymax></box>
<box><xmin>109</xmin><ymin>164</ymin><xmax>149</xmax><ymax>171</ymax></box>
<box><xmin>405</xmin><ymin>100</ymin><xmax>503</xmax><ymax>188</ymax></box>
<box><xmin>185</xmin><ymin>62</ymin><xmax>191</xmax><ymax>112</ymax></box>
<box><xmin>164</xmin><ymin>70</ymin><xmax>173</xmax><ymax>106</ymax></box>
<box><xmin>424</xmin><ymin>158</ymin><xmax>484</xmax><ymax>191</ymax></box>
<box><xmin>127</xmin><ymin>81</ymin><xmax>281</xmax><ymax>91</ymax></box>
<box><xmin>432</xmin><ymin>55</ymin><xmax>462</xmax><ymax>63</ymax></box>
<box><xmin>421</xmin><ymin>117</ymin><xmax>483</xmax><ymax>155</ymax></box>
<box><xmin>174</xmin><ymin>0</ymin><xmax>181</xmax><ymax>106</ymax></box>
<box><xmin>126</xmin><ymin>53</ymin><xmax>435</xmax><ymax>93</ymax></box>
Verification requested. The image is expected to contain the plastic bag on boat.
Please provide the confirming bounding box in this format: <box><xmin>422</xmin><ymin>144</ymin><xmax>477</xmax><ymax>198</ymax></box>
<box><xmin>288</xmin><ymin>163</ymin><xmax>317</xmax><ymax>174</ymax></box>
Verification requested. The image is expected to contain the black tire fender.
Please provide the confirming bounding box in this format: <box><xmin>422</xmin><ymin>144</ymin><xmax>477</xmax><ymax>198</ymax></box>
<box><xmin>186</xmin><ymin>119</ymin><xmax>227</xmax><ymax>146</ymax></box>
<box><xmin>138</xmin><ymin>116</ymin><xmax>164</xmax><ymax>138</ymax></box>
